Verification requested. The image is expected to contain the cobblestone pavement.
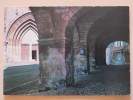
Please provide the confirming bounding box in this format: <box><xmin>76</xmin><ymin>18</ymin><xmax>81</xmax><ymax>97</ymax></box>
<box><xmin>9</xmin><ymin>65</ymin><xmax>130</xmax><ymax>95</ymax></box>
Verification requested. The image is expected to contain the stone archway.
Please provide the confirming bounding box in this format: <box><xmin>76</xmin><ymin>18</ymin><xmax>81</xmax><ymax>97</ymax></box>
<box><xmin>86</xmin><ymin>7</ymin><xmax>129</xmax><ymax>66</ymax></box>
<box><xmin>65</xmin><ymin>7</ymin><xmax>94</xmax><ymax>86</ymax></box>
<box><xmin>6</xmin><ymin>12</ymin><xmax>39</xmax><ymax>62</ymax></box>
<box><xmin>29</xmin><ymin>7</ymin><xmax>129</xmax><ymax>89</ymax></box>
<box><xmin>106</xmin><ymin>41</ymin><xmax>129</xmax><ymax>65</ymax></box>
<box><xmin>65</xmin><ymin>7</ymin><xmax>121</xmax><ymax>84</ymax></box>
<box><xmin>30</xmin><ymin>7</ymin><xmax>92</xmax><ymax>87</ymax></box>
<box><xmin>21</xmin><ymin>29</ymin><xmax>39</xmax><ymax>62</ymax></box>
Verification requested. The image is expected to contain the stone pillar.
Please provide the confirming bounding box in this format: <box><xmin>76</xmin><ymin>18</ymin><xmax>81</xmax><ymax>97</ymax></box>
<box><xmin>106</xmin><ymin>47</ymin><xmax>112</xmax><ymax>65</ymax></box>
<box><xmin>38</xmin><ymin>37</ymin><xmax>66</xmax><ymax>90</ymax></box>
<box><xmin>66</xmin><ymin>51</ymin><xmax>74</xmax><ymax>86</ymax></box>
<box><xmin>30</xmin><ymin>7</ymin><xmax>71</xmax><ymax>89</ymax></box>
<box><xmin>65</xmin><ymin>39</ymin><xmax>74</xmax><ymax>86</ymax></box>
<box><xmin>37</xmin><ymin>46</ymin><xmax>39</xmax><ymax>62</ymax></box>
<box><xmin>79</xmin><ymin>40</ymin><xmax>89</xmax><ymax>73</ymax></box>
<box><xmin>88</xmin><ymin>38</ymin><xmax>96</xmax><ymax>71</ymax></box>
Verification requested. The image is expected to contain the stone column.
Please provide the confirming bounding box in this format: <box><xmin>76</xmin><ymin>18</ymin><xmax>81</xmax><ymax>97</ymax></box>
<box><xmin>30</xmin><ymin>7</ymin><xmax>71</xmax><ymax>89</ymax></box>
<box><xmin>65</xmin><ymin>39</ymin><xmax>74</xmax><ymax>86</ymax></box>
<box><xmin>88</xmin><ymin>38</ymin><xmax>96</xmax><ymax>71</ymax></box>
<box><xmin>38</xmin><ymin>37</ymin><xmax>66</xmax><ymax>89</ymax></box>
<box><xmin>106</xmin><ymin>47</ymin><xmax>112</xmax><ymax>65</ymax></box>
<box><xmin>37</xmin><ymin>45</ymin><xmax>39</xmax><ymax>62</ymax></box>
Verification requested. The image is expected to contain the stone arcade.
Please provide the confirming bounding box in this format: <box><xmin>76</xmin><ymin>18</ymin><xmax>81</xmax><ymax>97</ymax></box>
<box><xmin>4</xmin><ymin>7</ymin><xmax>130</xmax><ymax>91</ymax></box>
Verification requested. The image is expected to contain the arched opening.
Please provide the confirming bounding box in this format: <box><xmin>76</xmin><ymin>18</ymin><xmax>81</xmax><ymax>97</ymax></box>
<box><xmin>21</xmin><ymin>29</ymin><xmax>39</xmax><ymax>62</ymax></box>
<box><xmin>65</xmin><ymin>7</ymin><xmax>93</xmax><ymax>85</ymax></box>
<box><xmin>65</xmin><ymin>7</ymin><xmax>129</xmax><ymax>85</ymax></box>
<box><xmin>88</xmin><ymin>7</ymin><xmax>129</xmax><ymax>67</ymax></box>
<box><xmin>106</xmin><ymin>41</ymin><xmax>129</xmax><ymax>65</ymax></box>
<box><xmin>5</xmin><ymin>12</ymin><xmax>39</xmax><ymax>63</ymax></box>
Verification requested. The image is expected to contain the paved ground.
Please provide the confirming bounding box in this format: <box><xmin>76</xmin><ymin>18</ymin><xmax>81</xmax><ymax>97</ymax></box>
<box><xmin>4</xmin><ymin>64</ymin><xmax>39</xmax><ymax>90</ymax></box>
<box><xmin>4</xmin><ymin>65</ymin><xmax>130</xmax><ymax>95</ymax></box>
<box><xmin>4</xmin><ymin>62</ymin><xmax>39</xmax><ymax>69</ymax></box>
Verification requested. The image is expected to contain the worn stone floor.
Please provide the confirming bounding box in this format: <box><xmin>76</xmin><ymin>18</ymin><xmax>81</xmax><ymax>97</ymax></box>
<box><xmin>5</xmin><ymin>65</ymin><xmax>130</xmax><ymax>95</ymax></box>
<box><xmin>4</xmin><ymin>64</ymin><xmax>39</xmax><ymax>91</ymax></box>
<box><xmin>4</xmin><ymin>62</ymin><xmax>39</xmax><ymax>69</ymax></box>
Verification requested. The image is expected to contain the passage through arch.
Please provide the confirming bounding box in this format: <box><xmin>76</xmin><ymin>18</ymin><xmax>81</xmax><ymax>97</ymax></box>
<box><xmin>106</xmin><ymin>41</ymin><xmax>129</xmax><ymax>65</ymax></box>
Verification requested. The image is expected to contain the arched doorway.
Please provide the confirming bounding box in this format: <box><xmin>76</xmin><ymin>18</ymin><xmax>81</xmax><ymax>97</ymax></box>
<box><xmin>21</xmin><ymin>29</ymin><xmax>39</xmax><ymax>62</ymax></box>
<box><xmin>5</xmin><ymin>12</ymin><xmax>39</xmax><ymax>63</ymax></box>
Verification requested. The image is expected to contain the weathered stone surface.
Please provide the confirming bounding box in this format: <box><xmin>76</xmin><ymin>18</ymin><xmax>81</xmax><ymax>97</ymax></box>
<box><xmin>74</xmin><ymin>54</ymin><xmax>87</xmax><ymax>75</ymax></box>
<box><xmin>39</xmin><ymin>48</ymin><xmax>66</xmax><ymax>89</ymax></box>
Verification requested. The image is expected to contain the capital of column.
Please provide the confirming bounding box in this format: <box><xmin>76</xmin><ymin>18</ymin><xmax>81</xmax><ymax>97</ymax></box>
<box><xmin>38</xmin><ymin>37</ymin><xmax>66</xmax><ymax>48</ymax></box>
